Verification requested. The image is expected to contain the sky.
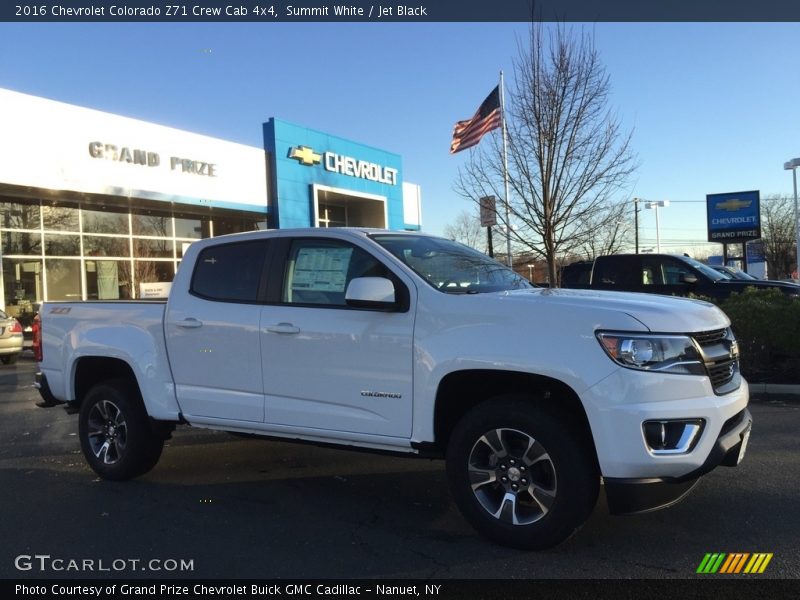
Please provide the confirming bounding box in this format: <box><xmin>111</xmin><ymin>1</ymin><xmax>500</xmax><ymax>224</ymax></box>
<box><xmin>1</xmin><ymin>21</ymin><xmax>799</xmax><ymax>254</ymax></box>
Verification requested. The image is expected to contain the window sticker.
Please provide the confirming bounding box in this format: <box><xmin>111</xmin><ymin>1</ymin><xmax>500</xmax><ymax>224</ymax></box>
<box><xmin>291</xmin><ymin>247</ymin><xmax>353</xmax><ymax>293</ymax></box>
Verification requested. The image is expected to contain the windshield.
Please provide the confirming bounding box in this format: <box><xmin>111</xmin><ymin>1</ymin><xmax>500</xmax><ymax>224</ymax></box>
<box><xmin>371</xmin><ymin>234</ymin><xmax>532</xmax><ymax>294</ymax></box>
<box><xmin>730</xmin><ymin>268</ymin><xmax>757</xmax><ymax>280</ymax></box>
<box><xmin>711</xmin><ymin>266</ymin><xmax>734</xmax><ymax>280</ymax></box>
<box><xmin>681</xmin><ymin>256</ymin><xmax>726</xmax><ymax>281</ymax></box>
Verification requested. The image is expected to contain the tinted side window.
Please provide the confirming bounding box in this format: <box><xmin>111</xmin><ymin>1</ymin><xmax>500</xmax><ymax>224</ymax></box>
<box><xmin>562</xmin><ymin>262</ymin><xmax>592</xmax><ymax>286</ymax></box>
<box><xmin>191</xmin><ymin>241</ymin><xmax>268</xmax><ymax>303</ymax></box>
<box><xmin>661</xmin><ymin>258</ymin><xmax>694</xmax><ymax>285</ymax></box>
<box><xmin>641</xmin><ymin>257</ymin><xmax>665</xmax><ymax>285</ymax></box>
<box><xmin>282</xmin><ymin>239</ymin><xmax>389</xmax><ymax>307</ymax></box>
<box><xmin>593</xmin><ymin>257</ymin><xmax>638</xmax><ymax>287</ymax></box>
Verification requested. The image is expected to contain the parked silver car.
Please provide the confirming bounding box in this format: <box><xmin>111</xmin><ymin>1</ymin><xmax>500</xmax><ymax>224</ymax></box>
<box><xmin>0</xmin><ymin>310</ymin><xmax>24</xmax><ymax>365</ymax></box>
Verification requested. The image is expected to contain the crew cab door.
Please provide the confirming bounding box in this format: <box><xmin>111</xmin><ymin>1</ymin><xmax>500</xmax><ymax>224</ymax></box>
<box><xmin>259</xmin><ymin>236</ymin><xmax>415</xmax><ymax>438</ymax></box>
<box><xmin>165</xmin><ymin>239</ymin><xmax>271</xmax><ymax>422</ymax></box>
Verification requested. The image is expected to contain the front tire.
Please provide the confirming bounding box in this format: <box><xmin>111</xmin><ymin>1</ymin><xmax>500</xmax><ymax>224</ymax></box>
<box><xmin>78</xmin><ymin>380</ymin><xmax>164</xmax><ymax>481</ymax></box>
<box><xmin>446</xmin><ymin>395</ymin><xmax>599</xmax><ymax>550</ymax></box>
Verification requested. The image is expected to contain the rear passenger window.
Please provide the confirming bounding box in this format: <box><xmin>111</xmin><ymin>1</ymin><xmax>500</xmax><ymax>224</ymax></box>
<box><xmin>191</xmin><ymin>241</ymin><xmax>268</xmax><ymax>302</ymax></box>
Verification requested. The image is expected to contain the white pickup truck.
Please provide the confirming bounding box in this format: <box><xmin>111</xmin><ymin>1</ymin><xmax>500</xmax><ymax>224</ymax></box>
<box><xmin>35</xmin><ymin>228</ymin><xmax>752</xmax><ymax>549</ymax></box>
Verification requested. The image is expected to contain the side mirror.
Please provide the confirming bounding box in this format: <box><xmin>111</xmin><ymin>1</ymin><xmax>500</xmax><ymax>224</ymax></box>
<box><xmin>680</xmin><ymin>273</ymin><xmax>698</xmax><ymax>284</ymax></box>
<box><xmin>345</xmin><ymin>277</ymin><xmax>396</xmax><ymax>310</ymax></box>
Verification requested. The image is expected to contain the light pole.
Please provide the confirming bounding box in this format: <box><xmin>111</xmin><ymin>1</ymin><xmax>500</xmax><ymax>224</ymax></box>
<box><xmin>784</xmin><ymin>158</ymin><xmax>800</xmax><ymax>279</ymax></box>
<box><xmin>645</xmin><ymin>200</ymin><xmax>670</xmax><ymax>253</ymax></box>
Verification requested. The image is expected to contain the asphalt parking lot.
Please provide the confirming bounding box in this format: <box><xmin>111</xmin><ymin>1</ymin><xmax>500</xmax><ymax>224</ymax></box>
<box><xmin>1</xmin><ymin>355</ymin><xmax>798</xmax><ymax>580</ymax></box>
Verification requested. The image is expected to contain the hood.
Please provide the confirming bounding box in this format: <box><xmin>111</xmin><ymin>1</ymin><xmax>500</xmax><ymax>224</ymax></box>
<box><xmin>500</xmin><ymin>287</ymin><xmax>729</xmax><ymax>333</ymax></box>
<box><xmin>716</xmin><ymin>279</ymin><xmax>800</xmax><ymax>294</ymax></box>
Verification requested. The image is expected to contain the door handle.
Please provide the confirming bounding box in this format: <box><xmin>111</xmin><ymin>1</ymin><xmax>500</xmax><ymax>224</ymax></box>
<box><xmin>171</xmin><ymin>318</ymin><xmax>203</xmax><ymax>329</ymax></box>
<box><xmin>266</xmin><ymin>323</ymin><xmax>300</xmax><ymax>335</ymax></box>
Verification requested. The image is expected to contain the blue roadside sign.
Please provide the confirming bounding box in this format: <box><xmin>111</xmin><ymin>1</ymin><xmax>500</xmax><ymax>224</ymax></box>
<box><xmin>706</xmin><ymin>190</ymin><xmax>761</xmax><ymax>243</ymax></box>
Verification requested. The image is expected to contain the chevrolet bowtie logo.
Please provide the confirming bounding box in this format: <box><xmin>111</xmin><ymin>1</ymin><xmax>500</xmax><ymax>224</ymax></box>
<box><xmin>289</xmin><ymin>146</ymin><xmax>322</xmax><ymax>166</ymax></box>
<box><xmin>715</xmin><ymin>199</ymin><xmax>752</xmax><ymax>211</ymax></box>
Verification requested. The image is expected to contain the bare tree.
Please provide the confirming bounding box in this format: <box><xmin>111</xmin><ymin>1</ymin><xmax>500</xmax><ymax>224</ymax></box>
<box><xmin>455</xmin><ymin>25</ymin><xmax>637</xmax><ymax>286</ymax></box>
<box><xmin>573</xmin><ymin>201</ymin><xmax>632</xmax><ymax>260</ymax></box>
<box><xmin>442</xmin><ymin>210</ymin><xmax>488</xmax><ymax>252</ymax></box>
<box><xmin>761</xmin><ymin>194</ymin><xmax>796</xmax><ymax>279</ymax></box>
<box><xmin>684</xmin><ymin>245</ymin><xmax>715</xmax><ymax>262</ymax></box>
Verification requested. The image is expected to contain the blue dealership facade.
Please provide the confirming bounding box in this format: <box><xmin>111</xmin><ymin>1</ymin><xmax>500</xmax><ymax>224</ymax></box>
<box><xmin>264</xmin><ymin>118</ymin><xmax>420</xmax><ymax>231</ymax></box>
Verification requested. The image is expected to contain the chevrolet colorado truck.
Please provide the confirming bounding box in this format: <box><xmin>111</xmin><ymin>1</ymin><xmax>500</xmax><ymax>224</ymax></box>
<box><xmin>35</xmin><ymin>229</ymin><xmax>752</xmax><ymax>549</ymax></box>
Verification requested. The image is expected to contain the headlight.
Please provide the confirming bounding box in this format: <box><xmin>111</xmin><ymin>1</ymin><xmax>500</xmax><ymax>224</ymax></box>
<box><xmin>596</xmin><ymin>332</ymin><xmax>705</xmax><ymax>375</ymax></box>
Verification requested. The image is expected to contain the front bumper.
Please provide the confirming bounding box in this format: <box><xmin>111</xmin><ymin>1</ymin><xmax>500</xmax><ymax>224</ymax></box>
<box><xmin>605</xmin><ymin>407</ymin><xmax>752</xmax><ymax>515</ymax></box>
<box><xmin>584</xmin><ymin>367</ymin><xmax>750</xmax><ymax>480</ymax></box>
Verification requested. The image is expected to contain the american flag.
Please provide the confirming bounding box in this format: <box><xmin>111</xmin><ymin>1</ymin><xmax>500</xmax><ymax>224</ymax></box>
<box><xmin>450</xmin><ymin>86</ymin><xmax>502</xmax><ymax>154</ymax></box>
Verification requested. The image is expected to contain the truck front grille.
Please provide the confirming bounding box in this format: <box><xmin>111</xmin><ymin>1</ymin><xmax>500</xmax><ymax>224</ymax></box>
<box><xmin>691</xmin><ymin>328</ymin><xmax>740</xmax><ymax>394</ymax></box>
<box><xmin>693</xmin><ymin>328</ymin><xmax>728</xmax><ymax>346</ymax></box>
<box><xmin>709</xmin><ymin>362</ymin><xmax>736</xmax><ymax>388</ymax></box>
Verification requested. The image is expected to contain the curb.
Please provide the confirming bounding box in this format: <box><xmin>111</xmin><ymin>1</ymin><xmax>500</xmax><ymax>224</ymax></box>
<box><xmin>748</xmin><ymin>383</ymin><xmax>800</xmax><ymax>395</ymax></box>
<box><xmin>749</xmin><ymin>383</ymin><xmax>800</xmax><ymax>405</ymax></box>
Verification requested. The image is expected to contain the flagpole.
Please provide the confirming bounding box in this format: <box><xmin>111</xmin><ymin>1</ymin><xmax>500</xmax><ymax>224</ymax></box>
<box><xmin>499</xmin><ymin>70</ymin><xmax>513</xmax><ymax>267</ymax></box>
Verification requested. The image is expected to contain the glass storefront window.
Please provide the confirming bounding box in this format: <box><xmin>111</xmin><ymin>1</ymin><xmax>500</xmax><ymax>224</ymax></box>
<box><xmin>178</xmin><ymin>241</ymin><xmax>194</xmax><ymax>257</ymax></box>
<box><xmin>132</xmin><ymin>212</ymin><xmax>173</xmax><ymax>237</ymax></box>
<box><xmin>317</xmin><ymin>203</ymin><xmax>347</xmax><ymax>228</ymax></box>
<box><xmin>2</xmin><ymin>231</ymin><xmax>41</xmax><ymax>255</ymax></box>
<box><xmin>42</xmin><ymin>205</ymin><xmax>79</xmax><ymax>231</ymax></box>
<box><xmin>44</xmin><ymin>234</ymin><xmax>81</xmax><ymax>256</ymax></box>
<box><xmin>0</xmin><ymin>198</ymin><xmax>263</xmax><ymax>305</ymax></box>
<box><xmin>84</xmin><ymin>235</ymin><xmax>130</xmax><ymax>258</ymax></box>
<box><xmin>85</xmin><ymin>260</ymin><xmax>132</xmax><ymax>300</ymax></box>
<box><xmin>134</xmin><ymin>238</ymin><xmax>174</xmax><ymax>259</ymax></box>
<box><xmin>2</xmin><ymin>258</ymin><xmax>43</xmax><ymax>318</ymax></box>
<box><xmin>213</xmin><ymin>217</ymin><xmax>262</xmax><ymax>236</ymax></box>
<box><xmin>83</xmin><ymin>209</ymin><xmax>130</xmax><ymax>235</ymax></box>
<box><xmin>133</xmin><ymin>261</ymin><xmax>174</xmax><ymax>297</ymax></box>
<box><xmin>45</xmin><ymin>259</ymin><xmax>82</xmax><ymax>301</ymax></box>
<box><xmin>174</xmin><ymin>216</ymin><xmax>206</xmax><ymax>239</ymax></box>
<box><xmin>1</xmin><ymin>201</ymin><xmax>41</xmax><ymax>230</ymax></box>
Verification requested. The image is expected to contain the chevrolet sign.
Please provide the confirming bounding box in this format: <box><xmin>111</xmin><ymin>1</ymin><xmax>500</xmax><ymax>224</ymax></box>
<box><xmin>707</xmin><ymin>191</ymin><xmax>761</xmax><ymax>243</ymax></box>
<box><xmin>288</xmin><ymin>145</ymin><xmax>398</xmax><ymax>186</ymax></box>
<box><xmin>288</xmin><ymin>146</ymin><xmax>322</xmax><ymax>166</ymax></box>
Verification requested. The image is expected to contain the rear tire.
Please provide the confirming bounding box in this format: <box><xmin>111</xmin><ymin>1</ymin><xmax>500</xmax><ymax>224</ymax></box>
<box><xmin>1</xmin><ymin>354</ymin><xmax>18</xmax><ymax>365</ymax></box>
<box><xmin>446</xmin><ymin>395</ymin><xmax>599</xmax><ymax>550</ymax></box>
<box><xmin>78</xmin><ymin>379</ymin><xmax>164</xmax><ymax>481</ymax></box>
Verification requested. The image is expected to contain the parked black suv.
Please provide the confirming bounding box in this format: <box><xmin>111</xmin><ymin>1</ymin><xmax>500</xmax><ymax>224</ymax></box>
<box><xmin>562</xmin><ymin>254</ymin><xmax>800</xmax><ymax>300</ymax></box>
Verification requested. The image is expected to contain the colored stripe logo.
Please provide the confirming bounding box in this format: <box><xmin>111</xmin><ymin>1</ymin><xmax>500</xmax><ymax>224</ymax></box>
<box><xmin>697</xmin><ymin>553</ymin><xmax>773</xmax><ymax>574</ymax></box>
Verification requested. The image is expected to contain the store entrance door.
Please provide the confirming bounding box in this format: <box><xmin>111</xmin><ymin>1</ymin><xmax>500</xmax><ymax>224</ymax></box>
<box><xmin>313</xmin><ymin>185</ymin><xmax>387</xmax><ymax>229</ymax></box>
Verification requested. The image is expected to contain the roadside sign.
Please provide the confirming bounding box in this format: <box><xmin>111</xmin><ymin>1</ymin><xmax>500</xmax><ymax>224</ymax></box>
<box><xmin>706</xmin><ymin>190</ymin><xmax>761</xmax><ymax>243</ymax></box>
<box><xmin>479</xmin><ymin>195</ymin><xmax>497</xmax><ymax>227</ymax></box>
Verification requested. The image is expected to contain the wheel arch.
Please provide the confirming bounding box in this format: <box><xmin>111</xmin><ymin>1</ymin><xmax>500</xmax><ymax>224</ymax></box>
<box><xmin>433</xmin><ymin>369</ymin><xmax>599</xmax><ymax>466</ymax></box>
<box><xmin>72</xmin><ymin>356</ymin><xmax>140</xmax><ymax>408</ymax></box>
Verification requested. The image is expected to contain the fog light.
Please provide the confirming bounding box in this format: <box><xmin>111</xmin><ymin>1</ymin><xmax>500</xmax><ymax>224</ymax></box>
<box><xmin>643</xmin><ymin>419</ymin><xmax>704</xmax><ymax>455</ymax></box>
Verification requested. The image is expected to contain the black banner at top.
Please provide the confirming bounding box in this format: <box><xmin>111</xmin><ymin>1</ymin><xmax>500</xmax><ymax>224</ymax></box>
<box><xmin>4</xmin><ymin>0</ymin><xmax>800</xmax><ymax>22</ymax></box>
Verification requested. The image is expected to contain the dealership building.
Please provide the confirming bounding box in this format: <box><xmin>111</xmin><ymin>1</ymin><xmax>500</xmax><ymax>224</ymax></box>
<box><xmin>0</xmin><ymin>88</ymin><xmax>422</xmax><ymax>317</ymax></box>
